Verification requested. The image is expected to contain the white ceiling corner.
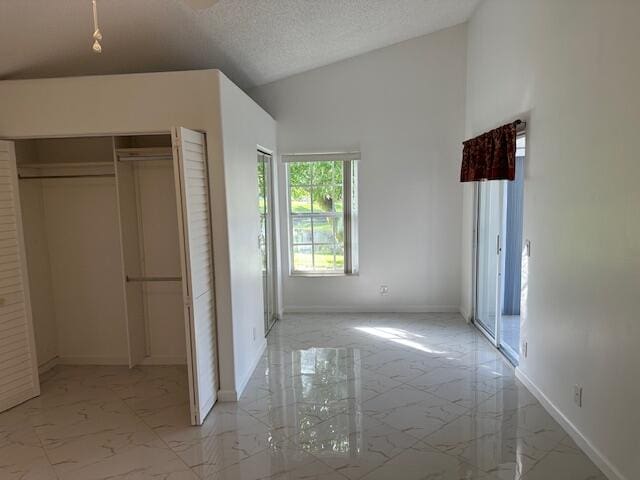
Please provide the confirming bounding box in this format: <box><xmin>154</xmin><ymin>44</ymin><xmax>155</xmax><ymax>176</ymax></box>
<box><xmin>0</xmin><ymin>0</ymin><xmax>481</xmax><ymax>89</ymax></box>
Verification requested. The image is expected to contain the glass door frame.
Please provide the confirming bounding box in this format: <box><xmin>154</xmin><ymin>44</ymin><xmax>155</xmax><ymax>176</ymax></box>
<box><xmin>472</xmin><ymin>180</ymin><xmax>507</xmax><ymax>350</ymax></box>
<box><xmin>258</xmin><ymin>150</ymin><xmax>278</xmax><ymax>336</ymax></box>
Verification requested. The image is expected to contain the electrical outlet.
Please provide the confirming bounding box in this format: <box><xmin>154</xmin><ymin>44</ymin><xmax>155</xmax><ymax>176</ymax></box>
<box><xmin>573</xmin><ymin>385</ymin><xmax>583</xmax><ymax>407</ymax></box>
<box><xmin>379</xmin><ymin>285</ymin><xmax>389</xmax><ymax>296</ymax></box>
<box><xmin>522</xmin><ymin>341</ymin><xmax>528</xmax><ymax>358</ymax></box>
<box><xmin>252</xmin><ymin>327</ymin><xmax>256</xmax><ymax>341</ymax></box>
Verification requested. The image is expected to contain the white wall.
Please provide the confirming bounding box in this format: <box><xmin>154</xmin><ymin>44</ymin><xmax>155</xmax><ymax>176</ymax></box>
<box><xmin>18</xmin><ymin>177</ymin><xmax>58</xmax><ymax>368</ymax></box>
<box><xmin>251</xmin><ymin>25</ymin><xmax>467</xmax><ymax>313</ymax></box>
<box><xmin>16</xmin><ymin>138</ymin><xmax>130</xmax><ymax>368</ymax></box>
<box><xmin>464</xmin><ymin>2</ymin><xmax>640</xmax><ymax>479</ymax></box>
<box><xmin>0</xmin><ymin>69</ymin><xmax>276</xmax><ymax>399</ymax></box>
<box><xmin>136</xmin><ymin>161</ymin><xmax>186</xmax><ymax>363</ymax></box>
<box><xmin>218</xmin><ymin>74</ymin><xmax>278</xmax><ymax>398</ymax></box>
<box><xmin>43</xmin><ymin>178</ymin><xmax>129</xmax><ymax>364</ymax></box>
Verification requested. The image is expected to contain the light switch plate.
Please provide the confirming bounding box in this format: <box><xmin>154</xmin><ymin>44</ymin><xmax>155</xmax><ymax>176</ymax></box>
<box><xmin>574</xmin><ymin>385</ymin><xmax>583</xmax><ymax>407</ymax></box>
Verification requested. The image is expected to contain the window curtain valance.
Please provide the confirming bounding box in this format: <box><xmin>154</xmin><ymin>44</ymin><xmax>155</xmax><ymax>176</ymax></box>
<box><xmin>460</xmin><ymin>121</ymin><xmax>521</xmax><ymax>182</ymax></box>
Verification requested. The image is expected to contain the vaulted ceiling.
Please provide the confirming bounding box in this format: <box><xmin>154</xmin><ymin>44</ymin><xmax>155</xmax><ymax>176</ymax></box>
<box><xmin>0</xmin><ymin>0</ymin><xmax>480</xmax><ymax>89</ymax></box>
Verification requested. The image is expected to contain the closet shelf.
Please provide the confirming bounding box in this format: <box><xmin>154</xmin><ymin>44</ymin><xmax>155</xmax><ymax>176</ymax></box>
<box><xmin>116</xmin><ymin>147</ymin><xmax>173</xmax><ymax>161</ymax></box>
<box><xmin>18</xmin><ymin>162</ymin><xmax>114</xmax><ymax>169</ymax></box>
<box><xmin>18</xmin><ymin>162</ymin><xmax>115</xmax><ymax>180</ymax></box>
<box><xmin>19</xmin><ymin>173</ymin><xmax>115</xmax><ymax>180</ymax></box>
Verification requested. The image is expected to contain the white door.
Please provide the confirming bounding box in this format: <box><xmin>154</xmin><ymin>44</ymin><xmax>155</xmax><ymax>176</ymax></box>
<box><xmin>172</xmin><ymin>127</ymin><xmax>217</xmax><ymax>425</ymax></box>
<box><xmin>0</xmin><ymin>141</ymin><xmax>40</xmax><ymax>413</ymax></box>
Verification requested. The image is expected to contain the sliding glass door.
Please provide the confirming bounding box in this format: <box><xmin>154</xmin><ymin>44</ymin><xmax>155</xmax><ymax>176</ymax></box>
<box><xmin>499</xmin><ymin>142</ymin><xmax>526</xmax><ymax>360</ymax></box>
<box><xmin>475</xmin><ymin>180</ymin><xmax>506</xmax><ymax>339</ymax></box>
<box><xmin>474</xmin><ymin>134</ymin><xmax>526</xmax><ymax>364</ymax></box>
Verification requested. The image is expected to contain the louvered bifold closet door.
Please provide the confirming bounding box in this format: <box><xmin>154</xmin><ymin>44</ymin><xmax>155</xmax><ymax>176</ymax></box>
<box><xmin>172</xmin><ymin>127</ymin><xmax>217</xmax><ymax>426</ymax></box>
<box><xmin>0</xmin><ymin>141</ymin><xmax>40</xmax><ymax>413</ymax></box>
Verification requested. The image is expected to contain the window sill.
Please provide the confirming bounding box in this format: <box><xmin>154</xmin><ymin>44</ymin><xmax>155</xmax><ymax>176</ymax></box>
<box><xmin>289</xmin><ymin>272</ymin><xmax>358</xmax><ymax>278</ymax></box>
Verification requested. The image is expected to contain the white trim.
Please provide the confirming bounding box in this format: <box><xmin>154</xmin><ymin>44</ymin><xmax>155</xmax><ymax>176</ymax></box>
<box><xmin>217</xmin><ymin>389</ymin><xmax>238</xmax><ymax>402</ymax></box>
<box><xmin>1</xmin><ymin>131</ymin><xmax>172</xmax><ymax>141</ymax></box>
<box><xmin>289</xmin><ymin>272</ymin><xmax>355</xmax><ymax>278</ymax></box>
<box><xmin>282</xmin><ymin>152</ymin><xmax>361</xmax><ymax>163</ymax></box>
<box><xmin>38</xmin><ymin>356</ymin><xmax>59</xmax><ymax>375</ymax></box>
<box><xmin>217</xmin><ymin>339</ymin><xmax>267</xmax><ymax>403</ymax></box>
<box><xmin>257</xmin><ymin>144</ymin><xmax>274</xmax><ymax>156</ymax></box>
<box><xmin>284</xmin><ymin>305</ymin><xmax>461</xmax><ymax>314</ymax></box>
<box><xmin>56</xmin><ymin>356</ymin><xmax>129</xmax><ymax>365</ymax></box>
<box><xmin>516</xmin><ymin>368</ymin><xmax>626</xmax><ymax>480</ymax></box>
<box><xmin>40</xmin><ymin>354</ymin><xmax>187</xmax><ymax>370</ymax></box>
<box><xmin>17</xmin><ymin>162</ymin><xmax>114</xmax><ymax>169</ymax></box>
<box><xmin>459</xmin><ymin>306</ymin><xmax>471</xmax><ymax>323</ymax></box>
<box><xmin>139</xmin><ymin>355</ymin><xmax>187</xmax><ymax>366</ymax></box>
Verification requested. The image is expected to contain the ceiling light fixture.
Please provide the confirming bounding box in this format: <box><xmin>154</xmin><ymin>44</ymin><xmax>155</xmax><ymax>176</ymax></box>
<box><xmin>91</xmin><ymin>0</ymin><xmax>102</xmax><ymax>53</ymax></box>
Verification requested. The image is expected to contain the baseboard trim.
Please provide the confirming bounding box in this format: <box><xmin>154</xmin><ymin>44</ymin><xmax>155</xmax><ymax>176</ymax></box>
<box><xmin>459</xmin><ymin>306</ymin><xmax>471</xmax><ymax>323</ymax></box>
<box><xmin>216</xmin><ymin>340</ymin><xmax>267</xmax><ymax>403</ymax></box>
<box><xmin>56</xmin><ymin>356</ymin><xmax>129</xmax><ymax>366</ymax></box>
<box><xmin>217</xmin><ymin>389</ymin><xmax>238</xmax><ymax>402</ymax></box>
<box><xmin>515</xmin><ymin>368</ymin><xmax>625</xmax><ymax>480</ymax></box>
<box><xmin>235</xmin><ymin>339</ymin><xmax>267</xmax><ymax>399</ymax></box>
<box><xmin>140</xmin><ymin>355</ymin><xmax>186</xmax><ymax>366</ymax></box>
<box><xmin>283</xmin><ymin>305</ymin><xmax>461</xmax><ymax>314</ymax></box>
<box><xmin>43</xmin><ymin>355</ymin><xmax>185</xmax><ymax>368</ymax></box>
<box><xmin>38</xmin><ymin>356</ymin><xmax>59</xmax><ymax>374</ymax></box>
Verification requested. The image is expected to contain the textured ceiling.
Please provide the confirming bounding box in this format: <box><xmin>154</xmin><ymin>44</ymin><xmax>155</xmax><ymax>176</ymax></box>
<box><xmin>0</xmin><ymin>0</ymin><xmax>480</xmax><ymax>89</ymax></box>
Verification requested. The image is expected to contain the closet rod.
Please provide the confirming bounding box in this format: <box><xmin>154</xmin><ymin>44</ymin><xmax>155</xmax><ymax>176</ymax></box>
<box><xmin>126</xmin><ymin>275</ymin><xmax>182</xmax><ymax>283</ymax></box>
<box><xmin>18</xmin><ymin>173</ymin><xmax>115</xmax><ymax>180</ymax></box>
<box><xmin>117</xmin><ymin>156</ymin><xmax>173</xmax><ymax>162</ymax></box>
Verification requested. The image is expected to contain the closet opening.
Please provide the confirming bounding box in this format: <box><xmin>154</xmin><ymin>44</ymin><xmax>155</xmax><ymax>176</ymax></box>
<box><xmin>7</xmin><ymin>129</ymin><xmax>218</xmax><ymax>425</ymax></box>
<box><xmin>15</xmin><ymin>136</ymin><xmax>139</xmax><ymax>373</ymax></box>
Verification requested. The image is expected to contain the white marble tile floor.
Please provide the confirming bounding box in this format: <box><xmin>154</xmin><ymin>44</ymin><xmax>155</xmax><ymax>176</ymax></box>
<box><xmin>0</xmin><ymin>313</ymin><xmax>606</xmax><ymax>479</ymax></box>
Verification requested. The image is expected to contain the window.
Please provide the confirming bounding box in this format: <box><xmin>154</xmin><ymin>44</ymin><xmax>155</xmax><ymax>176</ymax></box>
<box><xmin>284</xmin><ymin>153</ymin><xmax>359</xmax><ymax>275</ymax></box>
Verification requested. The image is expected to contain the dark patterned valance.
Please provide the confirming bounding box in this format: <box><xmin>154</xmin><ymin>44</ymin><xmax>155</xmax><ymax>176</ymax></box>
<box><xmin>460</xmin><ymin>121</ymin><xmax>520</xmax><ymax>182</ymax></box>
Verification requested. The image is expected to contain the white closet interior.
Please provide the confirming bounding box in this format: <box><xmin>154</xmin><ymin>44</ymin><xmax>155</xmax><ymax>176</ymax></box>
<box><xmin>7</xmin><ymin>130</ymin><xmax>217</xmax><ymax>425</ymax></box>
<box><xmin>114</xmin><ymin>135</ymin><xmax>185</xmax><ymax>367</ymax></box>
<box><xmin>16</xmin><ymin>136</ymin><xmax>132</xmax><ymax>368</ymax></box>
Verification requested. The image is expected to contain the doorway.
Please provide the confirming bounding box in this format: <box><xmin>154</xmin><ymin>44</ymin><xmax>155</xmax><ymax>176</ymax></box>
<box><xmin>258</xmin><ymin>151</ymin><xmax>277</xmax><ymax>335</ymax></box>
<box><xmin>474</xmin><ymin>133</ymin><xmax>526</xmax><ymax>364</ymax></box>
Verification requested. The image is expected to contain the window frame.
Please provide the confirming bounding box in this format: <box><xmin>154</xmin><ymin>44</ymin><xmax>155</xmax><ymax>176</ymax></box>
<box><xmin>284</xmin><ymin>154</ymin><xmax>359</xmax><ymax>277</ymax></box>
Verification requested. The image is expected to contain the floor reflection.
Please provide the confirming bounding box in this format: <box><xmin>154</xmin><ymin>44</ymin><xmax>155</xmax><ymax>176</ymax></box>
<box><xmin>0</xmin><ymin>314</ymin><xmax>606</xmax><ymax>479</ymax></box>
<box><xmin>285</xmin><ymin>348</ymin><xmax>363</xmax><ymax>457</ymax></box>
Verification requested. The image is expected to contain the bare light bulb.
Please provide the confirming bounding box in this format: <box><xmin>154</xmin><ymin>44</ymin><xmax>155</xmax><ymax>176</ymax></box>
<box><xmin>91</xmin><ymin>0</ymin><xmax>102</xmax><ymax>54</ymax></box>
